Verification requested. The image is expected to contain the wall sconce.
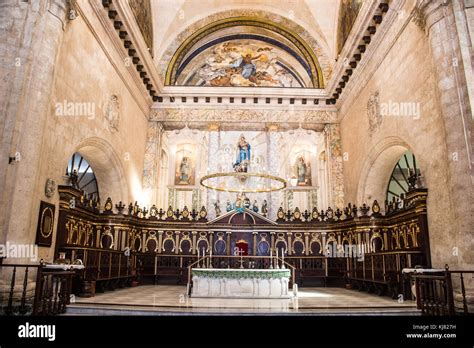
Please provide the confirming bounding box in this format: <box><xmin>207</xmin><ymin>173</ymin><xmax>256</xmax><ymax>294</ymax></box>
<box><xmin>8</xmin><ymin>152</ymin><xmax>21</xmax><ymax>164</ymax></box>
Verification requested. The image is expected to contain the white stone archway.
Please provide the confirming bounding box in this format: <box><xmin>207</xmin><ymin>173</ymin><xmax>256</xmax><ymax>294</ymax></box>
<box><xmin>356</xmin><ymin>137</ymin><xmax>413</xmax><ymax>208</ymax></box>
<box><xmin>66</xmin><ymin>137</ymin><xmax>129</xmax><ymax>203</ymax></box>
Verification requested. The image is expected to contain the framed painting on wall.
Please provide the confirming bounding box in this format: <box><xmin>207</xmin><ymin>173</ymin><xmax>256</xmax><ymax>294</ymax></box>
<box><xmin>35</xmin><ymin>201</ymin><xmax>55</xmax><ymax>247</ymax></box>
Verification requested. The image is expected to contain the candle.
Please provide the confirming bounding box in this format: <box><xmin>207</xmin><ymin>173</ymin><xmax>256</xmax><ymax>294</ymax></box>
<box><xmin>202</xmin><ymin>247</ymin><xmax>205</xmax><ymax>268</ymax></box>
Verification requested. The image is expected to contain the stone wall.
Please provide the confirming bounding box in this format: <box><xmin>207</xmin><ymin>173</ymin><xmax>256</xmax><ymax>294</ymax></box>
<box><xmin>339</xmin><ymin>10</ymin><xmax>472</xmax><ymax>274</ymax></box>
<box><xmin>0</xmin><ymin>1</ymin><xmax>148</xmax><ymax>262</ymax></box>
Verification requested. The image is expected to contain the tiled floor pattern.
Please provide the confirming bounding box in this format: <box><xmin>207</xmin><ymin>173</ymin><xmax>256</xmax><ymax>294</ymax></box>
<box><xmin>72</xmin><ymin>285</ymin><xmax>417</xmax><ymax>314</ymax></box>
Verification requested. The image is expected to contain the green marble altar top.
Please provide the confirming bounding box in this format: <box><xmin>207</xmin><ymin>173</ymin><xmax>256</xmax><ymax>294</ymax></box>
<box><xmin>192</xmin><ymin>268</ymin><xmax>291</xmax><ymax>279</ymax></box>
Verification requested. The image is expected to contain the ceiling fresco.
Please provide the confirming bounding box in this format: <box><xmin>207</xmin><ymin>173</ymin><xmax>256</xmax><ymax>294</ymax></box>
<box><xmin>175</xmin><ymin>39</ymin><xmax>311</xmax><ymax>88</ymax></box>
<box><xmin>164</xmin><ymin>16</ymin><xmax>326</xmax><ymax>89</ymax></box>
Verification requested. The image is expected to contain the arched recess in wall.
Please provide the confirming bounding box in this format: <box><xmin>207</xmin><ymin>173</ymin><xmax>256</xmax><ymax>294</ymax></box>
<box><xmin>385</xmin><ymin>151</ymin><xmax>420</xmax><ymax>202</ymax></box>
<box><xmin>66</xmin><ymin>153</ymin><xmax>100</xmax><ymax>200</ymax></box>
<box><xmin>66</xmin><ymin>137</ymin><xmax>129</xmax><ymax>203</ymax></box>
<box><xmin>157</xmin><ymin>9</ymin><xmax>333</xmax><ymax>88</ymax></box>
<box><xmin>356</xmin><ymin>137</ymin><xmax>417</xmax><ymax>209</ymax></box>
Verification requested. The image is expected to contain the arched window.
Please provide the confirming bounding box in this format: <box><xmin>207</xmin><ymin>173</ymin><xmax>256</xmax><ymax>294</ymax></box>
<box><xmin>386</xmin><ymin>151</ymin><xmax>420</xmax><ymax>202</ymax></box>
<box><xmin>66</xmin><ymin>153</ymin><xmax>99</xmax><ymax>200</ymax></box>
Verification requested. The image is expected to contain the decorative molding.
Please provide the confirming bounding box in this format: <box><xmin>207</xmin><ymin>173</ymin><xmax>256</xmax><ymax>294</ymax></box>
<box><xmin>338</xmin><ymin>0</ymin><xmax>414</xmax><ymax>116</ymax></box>
<box><xmin>104</xmin><ymin>94</ymin><xmax>120</xmax><ymax>132</ymax></box>
<box><xmin>111</xmin><ymin>0</ymin><xmax>163</xmax><ymax>91</ymax></box>
<box><xmin>324</xmin><ymin>124</ymin><xmax>345</xmax><ymax>209</ymax></box>
<box><xmin>45</xmin><ymin>178</ymin><xmax>56</xmax><ymax>198</ymax></box>
<box><xmin>157</xmin><ymin>9</ymin><xmax>333</xmax><ymax>88</ymax></box>
<box><xmin>413</xmin><ymin>0</ymin><xmax>452</xmax><ymax>34</ymax></box>
<box><xmin>325</xmin><ymin>0</ymin><xmax>386</xmax><ymax>103</ymax></box>
<box><xmin>150</xmin><ymin>108</ymin><xmax>337</xmax><ymax>125</ymax></box>
<box><xmin>367</xmin><ymin>90</ymin><xmax>382</xmax><ymax>136</ymax></box>
<box><xmin>75</xmin><ymin>0</ymin><xmax>151</xmax><ymax>117</ymax></box>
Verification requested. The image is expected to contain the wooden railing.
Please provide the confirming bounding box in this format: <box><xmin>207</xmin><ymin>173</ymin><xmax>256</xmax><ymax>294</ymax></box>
<box><xmin>0</xmin><ymin>263</ymin><xmax>75</xmax><ymax>315</ymax></box>
<box><xmin>410</xmin><ymin>266</ymin><xmax>473</xmax><ymax>316</ymax></box>
<box><xmin>56</xmin><ymin>186</ymin><xmax>432</xmax><ymax>300</ymax></box>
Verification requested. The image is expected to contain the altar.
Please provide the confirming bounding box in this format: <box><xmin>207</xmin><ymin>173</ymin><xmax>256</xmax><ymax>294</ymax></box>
<box><xmin>191</xmin><ymin>268</ymin><xmax>292</xmax><ymax>299</ymax></box>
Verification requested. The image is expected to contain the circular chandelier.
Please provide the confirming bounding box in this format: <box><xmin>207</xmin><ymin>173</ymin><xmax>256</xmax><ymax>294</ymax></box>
<box><xmin>200</xmin><ymin>172</ymin><xmax>287</xmax><ymax>193</ymax></box>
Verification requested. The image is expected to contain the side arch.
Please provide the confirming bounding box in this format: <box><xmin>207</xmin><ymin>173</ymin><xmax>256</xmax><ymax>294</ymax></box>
<box><xmin>356</xmin><ymin>137</ymin><xmax>413</xmax><ymax>207</ymax></box>
<box><xmin>63</xmin><ymin>137</ymin><xmax>129</xmax><ymax>203</ymax></box>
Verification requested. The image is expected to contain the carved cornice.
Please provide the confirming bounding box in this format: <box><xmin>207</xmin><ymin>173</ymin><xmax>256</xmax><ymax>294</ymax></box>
<box><xmin>337</xmin><ymin>0</ymin><xmax>415</xmax><ymax>116</ymax></box>
<box><xmin>150</xmin><ymin>108</ymin><xmax>337</xmax><ymax>127</ymax></box>
<box><xmin>75</xmin><ymin>0</ymin><xmax>151</xmax><ymax>118</ymax></box>
<box><xmin>413</xmin><ymin>0</ymin><xmax>452</xmax><ymax>33</ymax></box>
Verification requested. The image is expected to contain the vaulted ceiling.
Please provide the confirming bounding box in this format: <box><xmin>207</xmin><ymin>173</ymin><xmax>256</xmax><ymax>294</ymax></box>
<box><xmin>148</xmin><ymin>0</ymin><xmax>364</xmax><ymax>89</ymax></box>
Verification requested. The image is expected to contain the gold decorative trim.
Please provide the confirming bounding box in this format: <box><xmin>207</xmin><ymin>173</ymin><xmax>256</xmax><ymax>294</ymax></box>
<box><xmin>165</xmin><ymin>16</ymin><xmax>324</xmax><ymax>87</ymax></box>
<box><xmin>200</xmin><ymin>172</ymin><xmax>286</xmax><ymax>193</ymax></box>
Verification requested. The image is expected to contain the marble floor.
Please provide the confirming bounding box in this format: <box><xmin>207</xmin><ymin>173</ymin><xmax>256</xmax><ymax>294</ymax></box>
<box><xmin>70</xmin><ymin>285</ymin><xmax>418</xmax><ymax>315</ymax></box>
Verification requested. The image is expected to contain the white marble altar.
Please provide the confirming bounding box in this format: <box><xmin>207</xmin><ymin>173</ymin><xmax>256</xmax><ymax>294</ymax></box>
<box><xmin>191</xmin><ymin>268</ymin><xmax>291</xmax><ymax>299</ymax></box>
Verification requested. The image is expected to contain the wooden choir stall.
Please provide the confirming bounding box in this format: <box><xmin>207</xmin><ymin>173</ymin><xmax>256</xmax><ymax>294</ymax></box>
<box><xmin>54</xmin><ymin>185</ymin><xmax>431</xmax><ymax>301</ymax></box>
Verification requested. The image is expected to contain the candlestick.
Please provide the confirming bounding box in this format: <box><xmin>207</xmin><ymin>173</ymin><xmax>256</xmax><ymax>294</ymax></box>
<box><xmin>269</xmin><ymin>249</ymin><xmax>273</xmax><ymax>269</ymax></box>
<box><xmin>281</xmin><ymin>248</ymin><xmax>285</xmax><ymax>269</ymax></box>
<box><xmin>275</xmin><ymin>248</ymin><xmax>279</xmax><ymax>269</ymax></box>
<box><xmin>202</xmin><ymin>247</ymin><xmax>205</xmax><ymax>268</ymax></box>
<box><xmin>197</xmin><ymin>248</ymin><xmax>200</xmax><ymax>268</ymax></box>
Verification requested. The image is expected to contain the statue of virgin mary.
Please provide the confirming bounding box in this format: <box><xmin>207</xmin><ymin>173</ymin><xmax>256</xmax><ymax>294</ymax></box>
<box><xmin>233</xmin><ymin>134</ymin><xmax>251</xmax><ymax>172</ymax></box>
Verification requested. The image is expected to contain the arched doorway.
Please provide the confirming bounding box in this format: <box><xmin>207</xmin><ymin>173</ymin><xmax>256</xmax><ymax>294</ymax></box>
<box><xmin>357</xmin><ymin>137</ymin><xmax>414</xmax><ymax>208</ymax></box>
<box><xmin>64</xmin><ymin>137</ymin><xmax>129</xmax><ymax>202</ymax></box>
<box><xmin>66</xmin><ymin>153</ymin><xmax>100</xmax><ymax>201</ymax></box>
<box><xmin>386</xmin><ymin>151</ymin><xmax>420</xmax><ymax>202</ymax></box>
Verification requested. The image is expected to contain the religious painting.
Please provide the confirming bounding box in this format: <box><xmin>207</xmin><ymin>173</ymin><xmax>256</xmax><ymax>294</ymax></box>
<box><xmin>176</xmin><ymin>40</ymin><xmax>310</xmax><ymax>87</ymax></box>
<box><xmin>128</xmin><ymin>0</ymin><xmax>153</xmax><ymax>54</ymax></box>
<box><xmin>174</xmin><ymin>145</ymin><xmax>195</xmax><ymax>186</ymax></box>
<box><xmin>293</xmin><ymin>155</ymin><xmax>312</xmax><ymax>186</ymax></box>
<box><xmin>337</xmin><ymin>0</ymin><xmax>364</xmax><ymax>54</ymax></box>
<box><xmin>35</xmin><ymin>201</ymin><xmax>55</xmax><ymax>247</ymax></box>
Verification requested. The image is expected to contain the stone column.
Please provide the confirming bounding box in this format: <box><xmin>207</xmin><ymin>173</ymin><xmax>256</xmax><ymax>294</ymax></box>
<box><xmin>417</xmin><ymin>0</ymin><xmax>473</xmax><ymax>265</ymax></box>
<box><xmin>267</xmin><ymin>125</ymin><xmax>281</xmax><ymax>219</ymax></box>
<box><xmin>142</xmin><ymin>121</ymin><xmax>164</xmax><ymax>206</ymax></box>
<box><xmin>324</xmin><ymin>124</ymin><xmax>345</xmax><ymax>209</ymax></box>
<box><xmin>206</xmin><ymin>125</ymin><xmax>220</xmax><ymax>219</ymax></box>
<box><xmin>0</xmin><ymin>0</ymin><xmax>68</xmax><ymax>254</ymax></box>
<box><xmin>416</xmin><ymin>0</ymin><xmax>473</xmax><ymax>297</ymax></box>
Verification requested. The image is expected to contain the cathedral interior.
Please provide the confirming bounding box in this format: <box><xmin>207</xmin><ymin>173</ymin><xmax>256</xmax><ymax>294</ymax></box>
<box><xmin>0</xmin><ymin>0</ymin><xmax>473</xmax><ymax>332</ymax></box>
